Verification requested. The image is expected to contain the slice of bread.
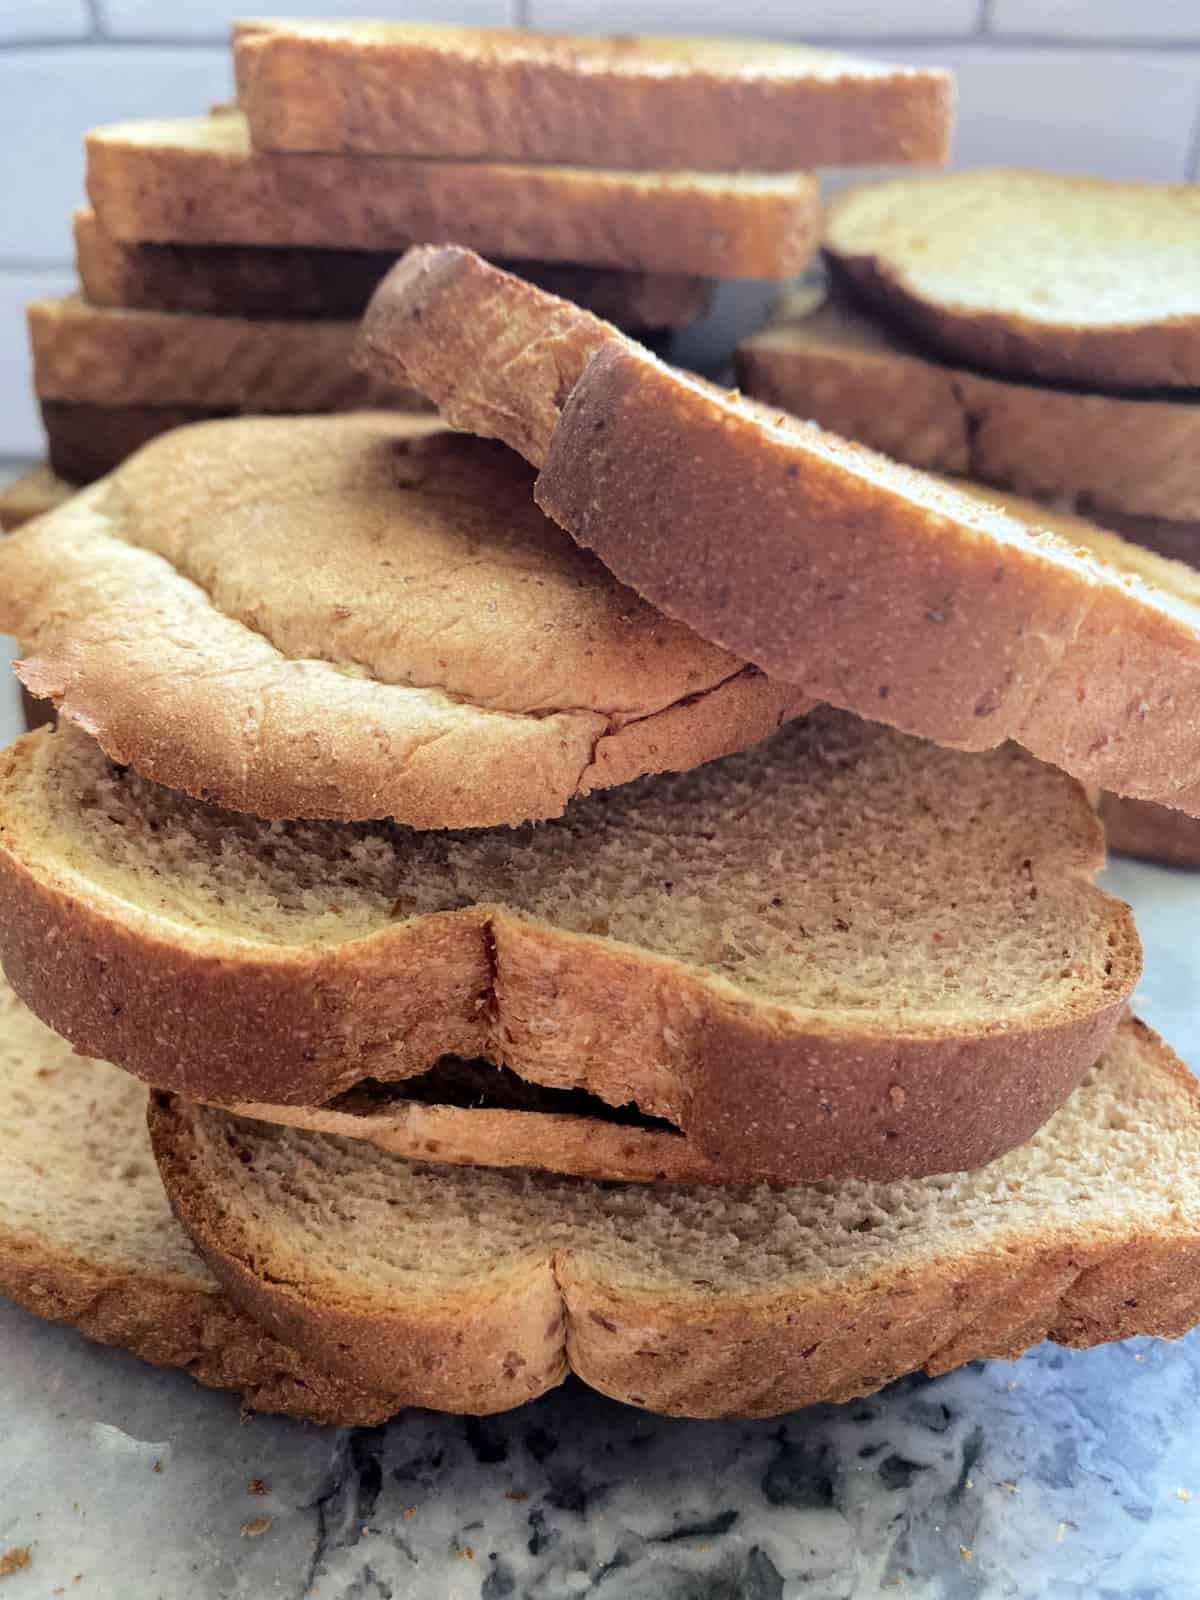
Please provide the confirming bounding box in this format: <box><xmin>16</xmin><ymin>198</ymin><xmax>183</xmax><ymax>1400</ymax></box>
<box><xmin>1096</xmin><ymin>794</ymin><xmax>1200</xmax><ymax>869</ymax></box>
<box><xmin>825</xmin><ymin>171</ymin><xmax>1200</xmax><ymax>391</ymax></box>
<box><xmin>1083</xmin><ymin>505</ymin><xmax>1200</xmax><ymax>572</ymax></box>
<box><xmin>0</xmin><ymin>464</ymin><xmax>74</xmax><ymax>532</ymax></box>
<box><xmin>149</xmin><ymin>1016</ymin><xmax>1200</xmax><ymax>1418</ymax></box>
<box><xmin>28</xmin><ymin>295</ymin><xmax>426</xmax><ymax>412</ymax></box>
<box><xmin>736</xmin><ymin>286</ymin><xmax>1200</xmax><ymax>522</ymax></box>
<box><xmin>41</xmin><ymin>400</ymin><xmax>247</xmax><ymax>484</ymax></box>
<box><xmin>357</xmin><ymin>247</ymin><xmax>1200</xmax><ymax>814</ymax></box>
<box><xmin>0</xmin><ymin>972</ymin><xmax>395</xmax><ymax>1425</ymax></box>
<box><xmin>85</xmin><ymin>115</ymin><xmax>821</xmax><ymax>280</ymax></box>
<box><xmin>234</xmin><ymin>20</ymin><xmax>952</xmax><ymax>171</ymax></box>
<box><xmin>0</xmin><ymin>709</ymin><xmax>1139</xmax><ymax>1183</ymax></box>
<box><xmin>72</xmin><ymin>206</ymin><xmax>713</xmax><ymax>329</ymax></box>
<box><xmin>0</xmin><ymin>413</ymin><xmax>805</xmax><ymax>827</ymax></box>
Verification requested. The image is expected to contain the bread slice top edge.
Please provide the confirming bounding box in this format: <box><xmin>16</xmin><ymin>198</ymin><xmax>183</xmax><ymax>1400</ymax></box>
<box><xmin>358</xmin><ymin>246</ymin><xmax>1200</xmax><ymax>814</ymax></box>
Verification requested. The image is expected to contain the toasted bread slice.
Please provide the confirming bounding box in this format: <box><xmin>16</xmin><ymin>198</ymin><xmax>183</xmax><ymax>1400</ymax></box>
<box><xmin>0</xmin><ymin>708</ymin><xmax>1139</xmax><ymax>1183</ymax></box>
<box><xmin>0</xmin><ymin>972</ymin><xmax>395</xmax><ymax>1425</ymax></box>
<box><xmin>736</xmin><ymin>286</ymin><xmax>1200</xmax><ymax>522</ymax></box>
<box><xmin>72</xmin><ymin>206</ymin><xmax>713</xmax><ymax>329</ymax></box>
<box><xmin>28</xmin><ymin>295</ymin><xmax>425</xmax><ymax>412</ymax></box>
<box><xmin>357</xmin><ymin>247</ymin><xmax>1200</xmax><ymax>814</ymax></box>
<box><xmin>41</xmin><ymin>401</ymin><xmax>252</xmax><ymax>485</ymax></box>
<box><xmin>234</xmin><ymin>20</ymin><xmax>951</xmax><ymax>171</ymax></box>
<box><xmin>825</xmin><ymin>171</ymin><xmax>1200</xmax><ymax>391</ymax></box>
<box><xmin>85</xmin><ymin>115</ymin><xmax>820</xmax><ymax>280</ymax></box>
<box><xmin>149</xmin><ymin>1017</ymin><xmax>1200</xmax><ymax>1418</ymax></box>
<box><xmin>0</xmin><ymin>413</ymin><xmax>804</xmax><ymax>827</ymax></box>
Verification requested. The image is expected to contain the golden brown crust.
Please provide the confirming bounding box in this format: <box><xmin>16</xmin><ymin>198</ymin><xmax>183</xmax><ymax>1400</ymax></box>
<box><xmin>0</xmin><ymin>1241</ymin><xmax>398</xmax><ymax>1425</ymax></box>
<box><xmin>234</xmin><ymin>23</ymin><xmax>952</xmax><ymax>170</ymax></box>
<box><xmin>149</xmin><ymin>1021</ymin><xmax>1200</xmax><ymax>1418</ymax></box>
<box><xmin>824</xmin><ymin>173</ymin><xmax>1200</xmax><ymax>391</ymax></box>
<box><xmin>737</xmin><ymin>290</ymin><xmax>1200</xmax><ymax>521</ymax></box>
<box><xmin>0</xmin><ymin>415</ymin><xmax>809</xmax><ymax>826</ymax></box>
<box><xmin>1098</xmin><ymin>793</ymin><xmax>1200</xmax><ymax>868</ymax></box>
<box><xmin>28</xmin><ymin>296</ymin><xmax>425</xmax><ymax>411</ymax></box>
<box><xmin>356</xmin><ymin>251</ymin><xmax>1200</xmax><ymax>811</ymax></box>
<box><xmin>85</xmin><ymin>115</ymin><xmax>821</xmax><ymax>279</ymax></box>
<box><xmin>0</xmin><ymin>464</ymin><xmax>74</xmax><ymax>531</ymax></box>
<box><xmin>0</xmin><ymin>721</ymin><xmax>1142</xmax><ymax>1185</ymax></box>
<box><xmin>73</xmin><ymin>207</ymin><xmax>713</xmax><ymax>329</ymax></box>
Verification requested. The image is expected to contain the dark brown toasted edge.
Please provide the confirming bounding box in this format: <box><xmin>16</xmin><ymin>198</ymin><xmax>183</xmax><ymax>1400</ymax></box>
<box><xmin>148</xmin><ymin>1019</ymin><xmax>1200</xmax><ymax>1418</ymax></box>
<box><xmin>42</xmin><ymin>400</ymin><xmax>237</xmax><ymax>485</ymax></box>
<box><xmin>534</xmin><ymin>339</ymin><xmax>1200</xmax><ymax>814</ymax></box>
<box><xmin>1099</xmin><ymin>793</ymin><xmax>1200</xmax><ymax>869</ymax></box>
<box><xmin>0</xmin><ymin>1224</ymin><xmax>398</xmax><ymax>1425</ymax></box>
<box><xmin>826</xmin><ymin>245</ymin><xmax>1200</xmax><ymax>393</ymax></box>
<box><xmin>235</xmin><ymin>27</ymin><xmax>953</xmax><ymax>171</ymax></box>
<box><xmin>0</xmin><ymin>734</ymin><xmax>1142</xmax><ymax>1182</ymax></box>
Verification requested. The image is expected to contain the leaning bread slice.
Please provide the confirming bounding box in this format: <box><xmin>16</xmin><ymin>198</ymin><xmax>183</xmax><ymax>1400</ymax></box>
<box><xmin>0</xmin><ymin>972</ymin><xmax>396</xmax><ymax>1425</ymax></box>
<box><xmin>0</xmin><ymin>709</ymin><xmax>1139</xmax><ymax>1183</ymax></box>
<box><xmin>72</xmin><ymin>206</ymin><xmax>713</xmax><ymax>329</ymax></box>
<box><xmin>234</xmin><ymin>20</ymin><xmax>952</xmax><ymax>171</ymax></box>
<box><xmin>357</xmin><ymin>247</ymin><xmax>1200</xmax><ymax>814</ymax></box>
<box><xmin>0</xmin><ymin>463</ymin><xmax>74</xmax><ymax>531</ymax></box>
<box><xmin>824</xmin><ymin>170</ymin><xmax>1200</xmax><ymax>391</ymax></box>
<box><xmin>0</xmin><ymin>413</ymin><xmax>805</xmax><ymax>826</ymax></box>
<box><xmin>736</xmin><ymin>286</ymin><xmax>1200</xmax><ymax>521</ymax></box>
<box><xmin>28</xmin><ymin>296</ymin><xmax>425</xmax><ymax>412</ymax></box>
<box><xmin>85</xmin><ymin>115</ymin><xmax>820</xmax><ymax>280</ymax></box>
<box><xmin>149</xmin><ymin>1017</ymin><xmax>1200</xmax><ymax>1418</ymax></box>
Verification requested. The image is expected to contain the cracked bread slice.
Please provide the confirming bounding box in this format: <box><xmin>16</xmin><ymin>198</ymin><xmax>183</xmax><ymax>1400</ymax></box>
<box><xmin>0</xmin><ymin>412</ymin><xmax>805</xmax><ymax>827</ymax></box>
<box><xmin>736</xmin><ymin>286</ymin><xmax>1200</xmax><ymax>523</ymax></box>
<box><xmin>824</xmin><ymin>170</ymin><xmax>1200</xmax><ymax>391</ymax></box>
<box><xmin>85</xmin><ymin>115</ymin><xmax>820</xmax><ymax>280</ymax></box>
<box><xmin>233</xmin><ymin>20</ymin><xmax>952</xmax><ymax>171</ymax></box>
<box><xmin>0</xmin><ymin>708</ymin><xmax>1139</xmax><ymax>1183</ymax></box>
<box><xmin>0</xmin><ymin>972</ymin><xmax>396</xmax><ymax>1425</ymax></box>
<box><xmin>357</xmin><ymin>247</ymin><xmax>1200</xmax><ymax>815</ymax></box>
<box><xmin>148</xmin><ymin>1016</ymin><xmax>1200</xmax><ymax>1418</ymax></box>
<box><xmin>72</xmin><ymin>206</ymin><xmax>713</xmax><ymax>329</ymax></box>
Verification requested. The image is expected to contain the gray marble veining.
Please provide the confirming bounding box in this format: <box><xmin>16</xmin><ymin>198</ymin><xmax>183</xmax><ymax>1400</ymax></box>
<box><xmin>0</xmin><ymin>857</ymin><xmax>1197</xmax><ymax>1600</ymax></box>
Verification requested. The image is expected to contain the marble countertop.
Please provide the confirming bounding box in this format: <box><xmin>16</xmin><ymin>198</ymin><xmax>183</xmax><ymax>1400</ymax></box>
<box><xmin>0</xmin><ymin>854</ymin><xmax>1197</xmax><ymax>1600</ymax></box>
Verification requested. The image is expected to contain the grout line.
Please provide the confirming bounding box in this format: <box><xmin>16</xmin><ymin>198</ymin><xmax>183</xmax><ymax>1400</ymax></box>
<box><xmin>1184</xmin><ymin>87</ymin><xmax>1200</xmax><ymax>180</ymax></box>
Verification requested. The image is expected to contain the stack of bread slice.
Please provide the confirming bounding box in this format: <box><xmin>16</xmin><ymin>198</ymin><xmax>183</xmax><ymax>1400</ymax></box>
<box><xmin>24</xmin><ymin>20</ymin><xmax>953</xmax><ymax>489</ymax></box>
<box><xmin>737</xmin><ymin>170</ymin><xmax>1200</xmax><ymax>866</ymax></box>
<box><xmin>5</xmin><ymin>225</ymin><xmax>1200</xmax><ymax>1418</ymax></box>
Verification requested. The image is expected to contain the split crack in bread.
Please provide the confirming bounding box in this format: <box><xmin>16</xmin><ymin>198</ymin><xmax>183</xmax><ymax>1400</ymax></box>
<box><xmin>356</xmin><ymin>247</ymin><xmax>1200</xmax><ymax>815</ymax></box>
<box><xmin>0</xmin><ymin>709</ymin><xmax>1140</xmax><ymax>1184</ymax></box>
<box><xmin>233</xmin><ymin>19</ymin><xmax>953</xmax><ymax>171</ymax></box>
<box><xmin>824</xmin><ymin>171</ymin><xmax>1200</xmax><ymax>391</ymax></box>
<box><xmin>0</xmin><ymin>973</ymin><xmax>397</xmax><ymax>1425</ymax></box>
<box><xmin>0</xmin><ymin>412</ymin><xmax>808</xmax><ymax>828</ymax></box>
<box><xmin>736</xmin><ymin>286</ymin><xmax>1200</xmax><ymax>522</ymax></box>
<box><xmin>27</xmin><ymin>295</ymin><xmax>426</xmax><ymax>412</ymax></box>
<box><xmin>84</xmin><ymin>115</ymin><xmax>821</xmax><ymax>280</ymax></box>
<box><xmin>148</xmin><ymin>1017</ymin><xmax>1200</xmax><ymax>1419</ymax></box>
<box><xmin>72</xmin><ymin>206</ymin><xmax>714</xmax><ymax>330</ymax></box>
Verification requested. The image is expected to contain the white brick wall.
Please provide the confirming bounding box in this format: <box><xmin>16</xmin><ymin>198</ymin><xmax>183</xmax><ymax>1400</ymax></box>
<box><xmin>2</xmin><ymin>0</ymin><xmax>1199</xmax><ymax>458</ymax></box>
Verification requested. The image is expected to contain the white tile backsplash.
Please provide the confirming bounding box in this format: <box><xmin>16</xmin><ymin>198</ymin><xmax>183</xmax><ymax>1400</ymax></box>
<box><xmin>0</xmin><ymin>47</ymin><xmax>230</xmax><ymax>264</ymax></box>
<box><xmin>990</xmin><ymin>0</ymin><xmax>1200</xmax><ymax>41</ymax></box>
<box><xmin>0</xmin><ymin>0</ymin><xmax>89</xmax><ymax>41</ymax></box>
<box><xmin>97</xmin><ymin>0</ymin><xmax>515</xmax><ymax>42</ymax></box>
<box><xmin>525</xmin><ymin>0</ymin><xmax>981</xmax><ymax>36</ymax></box>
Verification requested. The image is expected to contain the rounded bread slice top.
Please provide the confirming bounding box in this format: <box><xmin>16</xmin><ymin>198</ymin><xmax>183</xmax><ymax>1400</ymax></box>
<box><xmin>0</xmin><ymin>708</ymin><xmax>1139</xmax><ymax>1182</ymax></box>
<box><xmin>356</xmin><ymin>247</ymin><xmax>1200</xmax><ymax>817</ymax></box>
<box><xmin>148</xmin><ymin>1016</ymin><xmax>1200</xmax><ymax>1417</ymax></box>
<box><xmin>0</xmin><ymin>411</ymin><xmax>807</xmax><ymax>827</ymax></box>
<box><xmin>824</xmin><ymin>170</ymin><xmax>1200</xmax><ymax>390</ymax></box>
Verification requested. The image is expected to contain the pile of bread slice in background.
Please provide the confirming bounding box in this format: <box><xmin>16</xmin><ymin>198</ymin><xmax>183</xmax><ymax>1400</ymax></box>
<box><xmin>739</xmin><ymin>170</ymin><xmax>1200</xmax><ymax>868</ymax></box>
<box><xmin>2</xmin><ymin>20</ymin><xmax>1200</xmax><ymax>1424</ymax></box>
